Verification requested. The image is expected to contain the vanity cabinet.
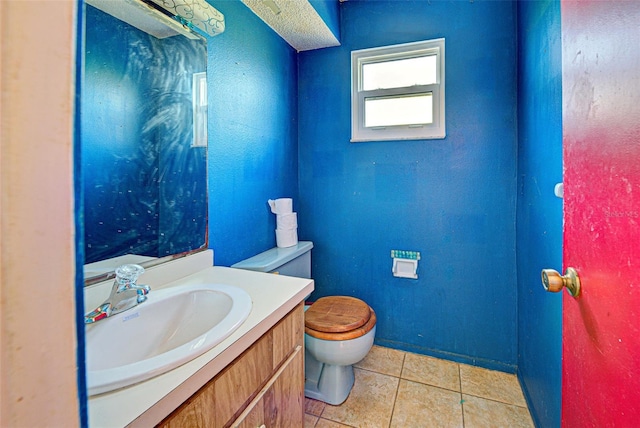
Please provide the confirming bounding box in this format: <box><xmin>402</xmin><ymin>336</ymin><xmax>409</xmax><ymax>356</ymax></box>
<box><xmin>158</xmin><ymin>303</ymin><xmax>304</xmax><ymax>427</ymax></box>
<box><xmin>233</xmin><ymin>348</ymin><xmax>303</xmax><ymax>427</ymax></box>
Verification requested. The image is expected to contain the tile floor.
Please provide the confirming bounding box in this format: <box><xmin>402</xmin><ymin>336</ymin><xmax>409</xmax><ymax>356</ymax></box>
<box><xmin>304</xmin><ymin>345</ymin><xmax>534</xmax><ymax>428</ymax></box>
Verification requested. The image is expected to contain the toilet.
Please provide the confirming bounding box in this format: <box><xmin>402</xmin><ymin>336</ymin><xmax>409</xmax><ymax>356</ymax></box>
<box><xmin>231</xmin><ymin>241</ymin><xmax>376</xmax><ymax>405</ymax></box>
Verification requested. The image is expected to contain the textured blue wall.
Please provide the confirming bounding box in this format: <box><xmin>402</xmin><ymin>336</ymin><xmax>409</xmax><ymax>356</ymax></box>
<box><xmin>516</xmin><ymin>1</ymin><xmax>563</xmax><ymax>427</ymax></box>
<box><xmin>298</xmin><ymin>0</ymin><xmax>518</xmax><ymax>370</ymax></box>
<box><xmin>206</xmin><ymin>0</ymin><xmax>299</xmax><ymax>266</ymax></box>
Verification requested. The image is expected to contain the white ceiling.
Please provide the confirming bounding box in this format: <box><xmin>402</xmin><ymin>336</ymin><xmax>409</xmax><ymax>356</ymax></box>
<box><xmin>241</xmin><ymin>0</ymin><xmax>340</xmax><ymax>52</ymax></box>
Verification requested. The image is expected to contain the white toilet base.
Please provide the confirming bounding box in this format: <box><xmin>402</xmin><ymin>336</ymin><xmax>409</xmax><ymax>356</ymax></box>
<box><xmin>304</xmin><ymin>347</ymin><xmax>355</xmax><ymax>405</ymax></box>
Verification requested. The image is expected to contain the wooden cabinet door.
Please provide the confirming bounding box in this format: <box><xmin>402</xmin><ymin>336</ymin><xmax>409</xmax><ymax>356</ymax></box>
<box><xmin>271</xmin><ymin>303</ymin><xmax>304</xmax><ymax>366</ymax></box>
<box><xmin>156</xmin><ymin>381</ymin><xmax>216</xmax><ymax>428</ymax></box>
<box><xmin>215</xmin><ymin>333</ymin><xmax>273</xmax><ymax>426</ymax></box>
<box><xmin>266</xmin><ymin>346</ymin><xmax>304</xmax><ymax>427</ymax></box>
<box><xmin>233</xmin><ymin>346</ymin><xmax>303</xmax><ymax>428</ymax></box>
<box><xmin>234</xmin><ymin>395</ymin><xmax>266</xmax><ymax>428</ymax></box>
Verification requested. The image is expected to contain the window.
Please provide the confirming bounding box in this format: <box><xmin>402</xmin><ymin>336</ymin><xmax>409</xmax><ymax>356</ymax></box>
<box><xmin>351</xmin><ymin>39</ymin><xmax>445</xmax><ymax>142</ymax></box>
<box><xmin>192</xmin><ymin>72</ymin><xmax>208</xmax><ymax>147</ymax></box>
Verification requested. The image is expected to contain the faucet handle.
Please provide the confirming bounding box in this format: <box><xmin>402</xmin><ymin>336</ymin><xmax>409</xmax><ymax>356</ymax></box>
<box><xmin>136</xmin><ymin>284</ymin><xmax>151</xmax><ymax>303</ymax></box>
<box><xmin>85</xmin><ymin>303</ymin><xmax>111</xmax><ymax>324</ymax></box>
<box><xmin>115</xmin><ymin>264</ymin><xmax>145</xmax><ymax>287</ymax></box>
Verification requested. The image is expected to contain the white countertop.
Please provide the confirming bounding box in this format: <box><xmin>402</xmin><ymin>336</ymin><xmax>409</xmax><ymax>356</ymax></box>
<box><xmin>87</xmin><ymin>264</ymin><xmax>314</xmax><ymax>427</ymax></box>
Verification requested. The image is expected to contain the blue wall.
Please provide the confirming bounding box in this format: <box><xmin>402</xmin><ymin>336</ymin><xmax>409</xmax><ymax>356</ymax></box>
<box><xmin>298</xmin><ymin>0</ymin><xmax>519</xmax><ymax>370</ymax></box>
<box><xmin>206</xmin><ymin>0</ymin><xmax>299</xmax><ymax>267</ymax></box>
<box><xmin>516</xmin><ymin>1</ymin><xmax>563</xmax><ymax>427</ymax></box>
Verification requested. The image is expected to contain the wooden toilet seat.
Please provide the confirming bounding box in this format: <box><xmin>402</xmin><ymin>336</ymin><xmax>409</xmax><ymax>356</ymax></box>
<box><xmin>305</xmin><ymin>296</ymin><xmax>377</xmax><ymax>341</ymax></box>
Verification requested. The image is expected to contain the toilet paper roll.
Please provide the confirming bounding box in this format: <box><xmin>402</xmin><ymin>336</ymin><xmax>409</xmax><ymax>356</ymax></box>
<box><xmin>275</xmin><ymin>227</ymin><xmax>298</xmax><ymax>248</ymax></box>
<box><xmin>268</xmin><ymin>198</ymin><xmax>293</xmax><ymax>214</ymax></box>
<box><xmin>276</xmin><ymin>212</ymin><xmax>297</xmax><ymax>229</ymax></box>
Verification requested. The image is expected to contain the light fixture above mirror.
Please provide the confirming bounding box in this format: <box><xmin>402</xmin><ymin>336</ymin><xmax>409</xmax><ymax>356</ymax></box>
<box><xmin>87</xmin><ymin>0</ymin><xmax>225</xmax><ymax>38</ymax></box>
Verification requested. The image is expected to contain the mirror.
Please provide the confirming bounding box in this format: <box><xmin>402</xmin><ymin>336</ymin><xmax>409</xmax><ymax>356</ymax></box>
<box><xmin>82</xmin><ymin>1</ymin><xmax>208</xmax><ymax>284</ymax></box>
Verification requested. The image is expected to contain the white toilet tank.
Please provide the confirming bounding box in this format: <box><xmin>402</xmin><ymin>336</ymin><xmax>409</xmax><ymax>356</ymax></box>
<box><xmin>231</xmin><ymin>241</ymin><xmax>313</xmax><ymax>278</ymax></box>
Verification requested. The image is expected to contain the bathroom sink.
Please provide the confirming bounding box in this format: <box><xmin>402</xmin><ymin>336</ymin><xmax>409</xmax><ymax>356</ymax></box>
<box><xmin>85</xmin><ymin>283</ymin><xmax>252</xmax><ymax>396</ymax></box>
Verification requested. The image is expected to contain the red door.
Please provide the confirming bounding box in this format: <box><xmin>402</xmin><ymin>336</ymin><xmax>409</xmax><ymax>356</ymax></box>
<box><xmin>561</xmin><ymin>1</ymin><xmax>640</xmax><ymax>426</ymax></box>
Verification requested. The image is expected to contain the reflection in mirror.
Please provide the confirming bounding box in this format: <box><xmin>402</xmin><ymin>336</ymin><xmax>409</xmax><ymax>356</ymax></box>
<box><xmin>82</xmin><ymin>1</ymin><xmax>208</xmax><ymax>284</ymax></box>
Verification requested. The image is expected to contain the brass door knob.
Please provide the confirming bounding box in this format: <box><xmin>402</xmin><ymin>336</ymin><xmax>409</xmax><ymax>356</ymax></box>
<box><xmin>541</xmin><ymin>268</ymin><xmax>581</xmax><ymax>297</ymax></box>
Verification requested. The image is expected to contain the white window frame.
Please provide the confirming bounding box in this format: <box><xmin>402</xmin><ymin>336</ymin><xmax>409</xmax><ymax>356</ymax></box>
<box><xmin>192</xmin><ymin>72</ymin><xmax>208</xmax><ymax>147</ymax></box>
<box><xmin>351</xmin><ymin>39</ymin><xmax>445</xmax><ymax>142</ymax></box>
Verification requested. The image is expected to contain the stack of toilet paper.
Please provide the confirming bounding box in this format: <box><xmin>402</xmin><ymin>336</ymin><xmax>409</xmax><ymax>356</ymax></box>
<box><xmin>268</xmin><ymin>198</ymin><xmax>298</xmax><ymax>248</ymax></box>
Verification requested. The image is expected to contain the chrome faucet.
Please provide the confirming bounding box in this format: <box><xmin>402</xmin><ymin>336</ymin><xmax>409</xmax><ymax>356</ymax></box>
<box><xmin>84</xmin><ymin>264</ymin><xmax>151</xmax><ymax>324</ymax></box>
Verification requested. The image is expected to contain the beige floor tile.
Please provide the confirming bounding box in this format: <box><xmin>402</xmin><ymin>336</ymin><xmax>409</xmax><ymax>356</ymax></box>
<box><xmin>306</xmin><ymin>397</ymin><xmax>326</xmax><ymax>417</ymax></box>
<box><xmin>315</xmin><ymin>418</ymin><xmax>355</xmax><ymax>428</ymax></box>
<box><xmin>401</xmin><ymin>352</ymin><xmax>461</xmax><ymax>391</ymax></box>
<box><xmin>321</xmin><ymin>368</ymin><xmax>399</xmax><ymax>428</ymax></box>
<box><xmin>459</xmin><ymin>364</ymin><xmax>527</xmax><ymax>406</ymax></box>
<box><xmin>305</xmin><ymin>413</ymin><xmax>319</xmax><ymax>427</ymax></box>
<box><xmin>390</xmin><ymin>379</ymin><xmax>463</xmax><ymax>428</ymax></box>
<box><xmin>354</xmin><ymin>345</ymin><xmax>405</xmax><ymax>377</ymax></box>
<box><xmin>462</xmin><ymin>394</ymin><xmax>534</xmax><ymax>428</ymax></box>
